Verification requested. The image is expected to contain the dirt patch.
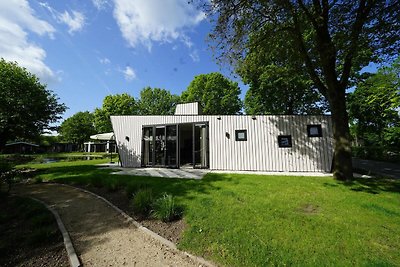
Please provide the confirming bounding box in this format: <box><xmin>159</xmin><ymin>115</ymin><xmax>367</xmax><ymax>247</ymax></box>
<box><xmin>140</xmin><ymin>218</ymin><xmax>187</xmax><ymax>244</ymax></box>
<box><xmin>298</xmin><ymin>203</ymin><xmax>321</xmax><ymax>214</ymax></box>
<box><xmin>0</xmin><ymin>195</ymin><xmax>69</xmax><ymax>267</ymax></box>
<box><xmin>77</xmin><ymin>184</ymin><xmax>186</xmax><ymax>244</ymax></box>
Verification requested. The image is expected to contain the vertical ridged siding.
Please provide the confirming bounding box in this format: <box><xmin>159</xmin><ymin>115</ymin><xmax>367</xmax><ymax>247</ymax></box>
<box><xmin>111</xmin><ymin>115</ymin><xmax>333</xmax><ymax>172</ymax></box>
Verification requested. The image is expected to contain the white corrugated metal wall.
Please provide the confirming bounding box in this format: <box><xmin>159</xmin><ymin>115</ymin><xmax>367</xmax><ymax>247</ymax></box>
<box><xmin>111</xmin><ymin>115</ymin><xmax>333</xmax><ymax>172</ymax></box>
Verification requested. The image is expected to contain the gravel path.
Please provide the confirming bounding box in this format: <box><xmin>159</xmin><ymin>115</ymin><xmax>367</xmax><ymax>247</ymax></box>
<box><xmin>14</xmin><ymin>184</ymin><xmax>204</xmax><ymax>267</ymax></box>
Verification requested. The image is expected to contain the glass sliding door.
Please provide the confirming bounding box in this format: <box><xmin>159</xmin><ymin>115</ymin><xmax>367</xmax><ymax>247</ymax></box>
<box><xmin>193</xmin><ymin>123</ymin><xmax>209</xmax><ymax>168</ymax></box>
<box><xmin>165</xmin><ymin>125</ymin><xmax>177</xmax><ymax>167</ymax></box>
<box><xmin>155</xmin><ymin>126</ymin><xmax>166</xmax><ymax>166</ymax></box>
<box><xmin>142</xmin><ymin>123</ymin><xmax>206</xmax><ymax>169</ymax></box>
<box><xmin>142</xmin><ymin>127</ymin><xmax>153</xmax><ymax>166</ymax></box>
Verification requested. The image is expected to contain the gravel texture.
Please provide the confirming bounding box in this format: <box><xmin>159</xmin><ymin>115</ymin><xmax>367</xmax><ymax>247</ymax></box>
<box><xmin>81</xmin><ymin>186</ymin><xmax>186</xmax><ymax>244</ymax></box>
<box><xmin>14</xmin><ymin>184</ymin><xmax>205</xmax><ymax>267</ymax></box>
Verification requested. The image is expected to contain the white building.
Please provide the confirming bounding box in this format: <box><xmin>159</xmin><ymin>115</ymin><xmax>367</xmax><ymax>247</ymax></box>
<box><xmin>111</xmin><ymin>102</ymin><xmax>333</xmax><ymax>172</ymax></box>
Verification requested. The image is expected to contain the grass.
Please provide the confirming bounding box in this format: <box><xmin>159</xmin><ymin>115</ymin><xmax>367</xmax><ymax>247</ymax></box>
<box><xmin>152</xmin><ymin>193</ymin><xmax>183</xmax><ymax>222</ymax></box>
<box><xmin>19</xmin><ymin>159</ymin><xmax>400</xmax><ymax>266</ymax></box>
<box><xmin>0</xmin><ymin>195</ymin><xmax>62</xmax><ymax>264</ymax></box>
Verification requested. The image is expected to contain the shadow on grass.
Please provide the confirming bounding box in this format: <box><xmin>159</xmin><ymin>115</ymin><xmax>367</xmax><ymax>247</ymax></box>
<box><xmin>35</xmin><ymin>163</ymin><xmax>229</xmax><ymax>201</ymax></box>
<box><xmin>339</xmin><ymin>177</ymin><xmax>400</xmax><ymax>195</ymax></box>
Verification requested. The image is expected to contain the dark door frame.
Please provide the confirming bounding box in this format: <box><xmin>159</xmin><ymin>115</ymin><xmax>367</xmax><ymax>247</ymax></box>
<box><xmin>141</xmin><ymin>122</ymin><xmax>209</xmax><ymax>169</ymax></box>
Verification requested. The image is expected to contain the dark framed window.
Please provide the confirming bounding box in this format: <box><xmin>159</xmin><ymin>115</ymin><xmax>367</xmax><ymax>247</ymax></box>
<box><xmin>235</xmin><ymin>130</ymin><xmax>247</xmax><ymax>141</ymax></box>
<box><xmin>307</xmin><ymin>124</ymin><xmax>323</xmax><ymax>137</ymax></box>
<box><xmin>278</xmin><ymin>135</ymin><xmax>292</xmax><ymax>147</ymax></box>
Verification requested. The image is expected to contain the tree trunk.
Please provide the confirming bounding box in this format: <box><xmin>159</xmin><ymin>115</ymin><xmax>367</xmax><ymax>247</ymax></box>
<box><xmin>329</xmin><ymin>90</ymin><xmax>354</xmax><ymax>180</ymax></box>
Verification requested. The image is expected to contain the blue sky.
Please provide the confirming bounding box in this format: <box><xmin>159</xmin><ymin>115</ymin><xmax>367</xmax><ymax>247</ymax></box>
<box><xmin>0</xmin><ymin>0</ymin><xmax>244</xmax><ymax>122</ymax></box>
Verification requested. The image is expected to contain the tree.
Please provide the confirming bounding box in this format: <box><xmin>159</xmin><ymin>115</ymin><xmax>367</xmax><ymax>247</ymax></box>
<box><xmin>59</xmin><ymin>111</ymin><xmax>96</xmax><ymax>148</ymax></box>
<box><xmin>181</xmin><ymin>72</ymin><xmax>242</xmax><ymax>114</ymax></box>
<box><xmin>0</xmin><ymin>59</ymin><xmax>66</xmax><ymax>151</ymax></box>
<box><xmin>94</xmin><ymin>93</ymin><xmax>137</xmax><ymax>133</ymax></box>
<box><xmin>348</xmin><ymin>59</ymin><xmax>400</xmax><ymax>156</ymax></box>
<box><xmin>238</xmin><ymin>29</ymin><xmax>328</xmax><ymax>115</ymax></box>
<box><xmin>137</xmin><ymin>87</ymin><xmax>180</xmax><ymax>115</ymax></box>
<box><xmin>203</xmin><ymin>1</ymin><xmax>400</xmax><ymax>180</ymax></box>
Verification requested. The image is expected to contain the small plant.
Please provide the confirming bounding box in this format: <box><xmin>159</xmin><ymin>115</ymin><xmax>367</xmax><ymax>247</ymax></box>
<box><xmin>131</xmin><ymin>188</ymin><xmax>153</xmax><ymax>217</ymax></box>
<box><xmin>0</xmin><ymin>159</ymin><xmax>16</xmax><ymax>194</ymax></box>
<box><xmin>106</xmin><ymin>180</ymin><xmax>122</xmax><ymax>192</ymax></box>
<box><xmin>89</xmin><ymin>177</ymin><xmax>103</xmax><ymax>188</ymax></box>
<box><xmin>152</xmin><ymin>193</ymin><xmax>183</xmax><ymax>222</ymax></box>
<box><xmin>33</xmin><ymin>176</ymin><xmax>43</xmax><ymax>184</ymax></box>
<box><xmin>125</xmin><ymin>183</ymin><xmax>145</xmax><ymax>197</ymax></box>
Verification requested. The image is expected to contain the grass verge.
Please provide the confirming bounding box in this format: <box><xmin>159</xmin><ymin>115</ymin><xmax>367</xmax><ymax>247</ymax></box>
<box><xmin>20</xmin><ymin>159</ymin><xmax>400</xmax><ymax>266</ymax></box>
<box><xmin>0</xmin><ymin>195</ymin><xmax>67</xmax><ymax>266</ymax></box>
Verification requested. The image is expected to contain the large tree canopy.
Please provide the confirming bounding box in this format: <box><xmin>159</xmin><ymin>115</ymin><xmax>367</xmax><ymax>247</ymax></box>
<box><xmin>137</xmin><ymin>87</ymin><xmax>180</xmax><ymax>115</ymax></box>
<box><xmin>59</xmin><ymin>111</ymin><xmax>96</xmax><ymax>148</ymax></box>
<box><xmin>181</xmin><ymin>72</ymin><xmax>242</xmax><ymax>114</ymax></box>
<box><xmin>238</xmin><ymin>28</ymin><xmax>328</xmax><ymax>115</ymax></box>
<box><xmin>348</xmin><ymin>59</ymin><xmax>400</xmax><ymax>156</ymax></box>
<box><xmin>94</xmin><ymin>93</ymin><xmax>137</xmax><ymax>133</ymax></box>
<box><xmin>0</xmin><ymin>59</ymin><xmax>66</xmax><ymax>151</ymax></box>
<box><xmin>204</xmin><ymin>0</ymin><xmax>400</xmax><ymax>180</ymax></box>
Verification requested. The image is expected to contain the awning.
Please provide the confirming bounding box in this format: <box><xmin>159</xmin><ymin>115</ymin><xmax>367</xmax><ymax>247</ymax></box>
<box><xmin>90</xmin><ymin>132</ymin><xmax>115</xmax><ymax>141</ymax></box>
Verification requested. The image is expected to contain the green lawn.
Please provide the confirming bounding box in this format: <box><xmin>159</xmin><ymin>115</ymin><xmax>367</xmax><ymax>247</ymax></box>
<box><xmin>20</xmin><ymin>159</ymin><xmax>400</xmax><ymax>266</ymax></box>
<box><xmin>0</xmin><ymin>195</ymin><xmax>63</xmax><ymax>266</ymax></box>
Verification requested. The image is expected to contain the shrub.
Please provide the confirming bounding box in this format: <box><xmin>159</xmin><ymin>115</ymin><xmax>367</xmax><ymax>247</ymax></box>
<box><xmin>106</xmin><ymin>180</ymin><xmax>122</xmax><ymax>192</ymax></box>
<box><xmin>89</xmin><ymin>177</ymin><xmax>103</xmax><ymax>188</ymax></box>
<box><xmin>131</xmin><ymin>188</ymin><xmax>153</xmax><ymax>217</ymax></box>
<box><xmin>33</xmin><ymin>177</ymin><xmax>43</xmax><ymax>184</ymax></box>
<box><xmin>0</xmin><ymin>159</ymin><xmax>15</xmax><ymax>194</ymax></box>
<box><xmin>125</xmin><ymin>183</ymin><xmax>145</xmax><ymax>198</ymax></box>
<box><xmin>152</xmin><ymin>193</ymin><xmax>183</xmax><ymax>222</ymax></box>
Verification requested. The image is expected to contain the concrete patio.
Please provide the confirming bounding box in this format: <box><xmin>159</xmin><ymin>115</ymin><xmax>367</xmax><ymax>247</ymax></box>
<box><xmin>97</xmin><ymin>163</ymin><xmax>332</xmax><ymax>179</ymax></box>
<box><xmin>108</xmin><ymin>166</ymin><xmax>210</xmax><ymax>179</ymax></box>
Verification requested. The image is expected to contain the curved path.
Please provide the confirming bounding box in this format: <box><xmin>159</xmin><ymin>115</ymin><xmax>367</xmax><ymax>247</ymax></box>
<box><xmin>14</xmin><ymin>184</ymin><xmax>206</xmax><ymax>267</ymax></box>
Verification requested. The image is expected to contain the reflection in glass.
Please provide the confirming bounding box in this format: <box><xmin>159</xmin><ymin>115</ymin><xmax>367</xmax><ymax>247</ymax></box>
<box><xmin>142</xmin><ymin>127</ymin><xmax>153</xmax><ymax>165</ymax></box>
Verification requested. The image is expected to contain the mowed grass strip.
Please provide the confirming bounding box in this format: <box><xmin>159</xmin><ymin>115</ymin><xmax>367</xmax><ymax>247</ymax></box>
<box><xmin>23</xmin><ymin>160</ymin><xmax>400</xmax><ymax>266</ymax></box>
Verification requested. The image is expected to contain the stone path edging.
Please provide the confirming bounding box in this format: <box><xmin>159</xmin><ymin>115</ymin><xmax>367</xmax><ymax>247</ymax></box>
<box><xmin>28</xmin><ymin>196</ymin><xmax>81</xmax><ymax>267</ymax></box>
<box><xmin>58</xmin><ymin>183</ymin><xmax>216</xmax><ymax>267</ymax></box>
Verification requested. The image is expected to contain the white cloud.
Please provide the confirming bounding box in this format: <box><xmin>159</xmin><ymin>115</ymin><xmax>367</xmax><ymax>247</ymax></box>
<box><xmin>122</xmin><ymin>66</ymin><xmax>136</xmax><ymax>81</ymax></box>
<box><xmin>99</xmin><ymin>57</ymin><xmax>111</xmax><ymax>64</ymax></box>
<box><xmin>92</xmin><ymin>0</ymin><xmax>110</xmax><ymax>10</ymax></box>
<box><xmin>113</xmin><ymin>0</ymin><xmax>205</xmax><ymax>51</ymax></box>
<box><xmin>39</xmin><ymin>2</ymin><xmax>85</xmax><ymax>35</ymax></box>
<box><xmin>59</xmin><ymin>10</ymin><xmax>85</xmax><ymax>35</ymax></box>
<box><xmin>0</xmin><ymin>0</ymin><xmax>56</xmax><ymax>83</ymax></box>
<box><xmin>189</xmin><ymin>49</ymin><xmax>200</xmax><ymax>62</ymax></box>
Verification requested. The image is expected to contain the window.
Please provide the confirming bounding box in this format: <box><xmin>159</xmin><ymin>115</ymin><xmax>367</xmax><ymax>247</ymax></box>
<box><xmin>235</xmin><ymin>130</ymin><xmax>247</xmax><ymax>141</ymax></box>
<box><xmin>278</xmin><ymin>135</ymin><xmax>292</xmax><ymax>147</ymax></box>
<box><xmin>307</xmin><ymin>124</ymin><xmax>323</xmax><ymax>137</ymax></box>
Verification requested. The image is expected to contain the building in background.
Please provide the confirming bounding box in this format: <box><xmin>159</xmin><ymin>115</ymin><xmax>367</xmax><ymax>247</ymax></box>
<box><xmin>111</xmin><ymin>103</ymin><xmax>333</xmax><ymax>172</ymax></box>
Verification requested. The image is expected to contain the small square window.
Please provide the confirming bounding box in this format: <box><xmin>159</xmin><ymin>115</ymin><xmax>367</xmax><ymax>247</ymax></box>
<box><xmin>307</xmin><ymin>125</ymin><xmax>323</xmax><ymax>137</ymax></box>
<box><xmin>278</xmin><ymin>135</ymin><xmax>292</xmax><ymax>147</ymax></box>
<box><xmin>235</xmin><ymin>130</ymin><xmax>247</xmax><ymax>141</ymax></box>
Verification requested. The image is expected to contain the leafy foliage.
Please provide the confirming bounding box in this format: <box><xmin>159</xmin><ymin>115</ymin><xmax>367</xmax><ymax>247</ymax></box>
<box><xmin>137</xmin><ymin>87</ymin><xmax>180</xmax><ymax>115</ymax></box>
<box><xmin>348</xmin><ymin>59</ymin><xmax>400</xmax><ymax>158</ymax></box>
<box><xmin>203</xmin><ymin>0</ymin><xmax>400</xmax><ymax>180</ymax></box>
<box><xmin>94</xmin><ymin>93</ymin><xmax>137</xmax><ymax>133</ymax></box>
<box><xmin>181</xmin><ymin>72</ymin><xmax>242</xmax><ymax>114</ymax></box>
<box><xmin>238</xmin><ymin>28</ymin><xmax>329</xmax><ymax>115</ymax></box>
<box><xmin>0</xmin><ymin>59</ymin><xmax>66</xmax><ymax>150</ymax></box>
<box><xmin>152</xmin><ymin>193</ymin><xmax>183</xmax><ymax>222</ymax></box>
<box><xmin>59</xmin><ymin>111</ymin><xmax>96</xmax><ymax>148</ymax></box>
